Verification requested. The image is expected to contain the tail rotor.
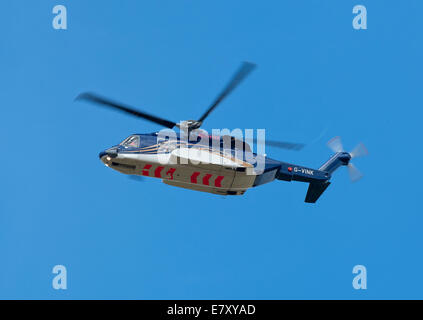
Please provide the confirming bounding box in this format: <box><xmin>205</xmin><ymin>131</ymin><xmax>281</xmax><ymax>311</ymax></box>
<box><xmin>326</xmin><ymin>136</ymin><xmax>368</xmax><ymax>182</ymax></box>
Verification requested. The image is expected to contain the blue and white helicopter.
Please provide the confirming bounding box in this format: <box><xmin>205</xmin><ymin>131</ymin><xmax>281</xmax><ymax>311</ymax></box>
<box><xmin>76</xmin><ymin>62</ymin><xmax>367</xmax><ymax>203</ymax></box>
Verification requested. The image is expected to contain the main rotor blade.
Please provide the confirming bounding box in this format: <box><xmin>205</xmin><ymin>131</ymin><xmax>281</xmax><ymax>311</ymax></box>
<box><xmin>75</xmin><ymin>92</ymin><xmax>177</xmax><ymax>129</ymax></box>
<box><xmin>198</xmin><ymin>62</ymin><xmax>256</xmax><ymax>123</ymax></box>
<box><xmin>253</xmin><ymin>138</ymin><xmax>305</xmax><ymax>151</ymax></box>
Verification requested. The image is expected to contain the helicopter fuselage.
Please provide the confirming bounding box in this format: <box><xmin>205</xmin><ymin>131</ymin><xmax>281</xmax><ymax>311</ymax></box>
<box><xmin>99</xmin><ymin>132</ymin><xmax>329</xmax><ymax>196</ymax></box>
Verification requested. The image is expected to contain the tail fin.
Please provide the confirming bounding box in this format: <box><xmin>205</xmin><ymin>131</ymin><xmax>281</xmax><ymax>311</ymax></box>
<box><xmin>302</xmin><ymin>152</ymin><xmax>350</xmax><ymax>203</ymax></box>
<box><xmin>305</xmin><ymin>181</ymin><xmax>331</xmax><ymax>203</ymax></box>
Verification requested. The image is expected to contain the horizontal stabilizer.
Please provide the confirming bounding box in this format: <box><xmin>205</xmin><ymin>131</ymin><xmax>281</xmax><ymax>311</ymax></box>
<box><xmin>305</xmin><ymin>181</ymin><xmax>331</xmax><ymax>203</ymax></box>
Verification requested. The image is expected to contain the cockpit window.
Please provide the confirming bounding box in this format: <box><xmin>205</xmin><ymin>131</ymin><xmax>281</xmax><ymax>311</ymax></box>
<box><xmin>120</xmin><ymin>135</ymin><xmax>140</xmax><ymax>148</ymax></box>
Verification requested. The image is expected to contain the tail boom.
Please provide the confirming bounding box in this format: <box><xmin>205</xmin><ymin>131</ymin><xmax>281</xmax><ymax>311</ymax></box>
<box><xmin>275</xmin><ymin>151</ymin><xmax>352</xmax><ymax>203</ymax></box>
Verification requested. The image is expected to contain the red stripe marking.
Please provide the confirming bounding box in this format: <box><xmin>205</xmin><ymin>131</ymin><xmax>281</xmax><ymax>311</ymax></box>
<box><xmin>142</xmin><ymin>164</ymin><xmax>152</xmax><ymax>176</ymax></box>
<box><xmin>166</xmin><ymin>168</ymin><xmax>176</xmax><ymax>180</ymax></box>
<box><xmin>202</xmin><ymin>174</ymin><xmax>212</xmax><ymax>186</ymax></box>
<box><xmin>191</xmin><ymin>172</ymin><xmax>200</xmax><ymax>184</ymax></box>
<box><xmin>214</xmin><ymin>176</ymin><xmax>224</xmax><ymax>187</ymax></box>
<box><xmin>154</xmin><ymin>166</ymin><xmax>164</xmax><ymax>178</ymax></box>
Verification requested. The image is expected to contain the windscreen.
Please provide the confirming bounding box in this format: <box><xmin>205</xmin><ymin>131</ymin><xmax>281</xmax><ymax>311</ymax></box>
<box><xmin>120</xmin><ymin>135</ymin><xmax>140</xmax><ymax>148</ymax></box>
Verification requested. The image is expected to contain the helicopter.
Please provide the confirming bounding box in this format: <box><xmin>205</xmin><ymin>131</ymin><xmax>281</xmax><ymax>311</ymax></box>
<box><xmin>76</xmin><ymin>62</ymin><xmax>367</xmax><ymax>203</ymax></box>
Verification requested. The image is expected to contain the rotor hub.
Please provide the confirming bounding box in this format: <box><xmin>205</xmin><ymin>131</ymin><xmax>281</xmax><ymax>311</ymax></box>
<box><xmin>338</xmin><ymin>152</ymin><xmax>352</xmax><ymax>165</ymax></box>
<box><xmin>175</xmin><ymin>120</ymin><xmax>203</xmax><ymax>131</ymax></box>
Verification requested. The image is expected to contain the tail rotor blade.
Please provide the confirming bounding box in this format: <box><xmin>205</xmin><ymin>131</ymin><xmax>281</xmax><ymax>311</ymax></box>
<box><xmin>350</xmin><ymin>143</ymin><xmax>368</xmax><ymax>159</ymax></box>
<box><xmin>347</xmin><ymin>163</ymin><xmax>363</xmax><ymax>182</ymax></box>
<box><xmin>327</xmin><ymin>136</ymin><xmax>344</xmax><ymax>153</ymax></box>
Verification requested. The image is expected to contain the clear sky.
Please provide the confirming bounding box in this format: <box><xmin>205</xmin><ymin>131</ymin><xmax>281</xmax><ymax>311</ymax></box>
<box><xmin>1</xmin><ymin>0</ymin><xmax>422</xmax><ymax>299</ymax></box>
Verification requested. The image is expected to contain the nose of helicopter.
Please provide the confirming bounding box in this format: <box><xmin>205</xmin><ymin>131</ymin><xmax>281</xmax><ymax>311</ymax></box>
<box><xmin>99</xmin><ymin>151</ymin><xmax>107</xmax><ymax>159</ymax></box>
<box><xmin>99</xmin><ymin>147</ymin><xmax>119</xmax><ymax>160</ymax></box>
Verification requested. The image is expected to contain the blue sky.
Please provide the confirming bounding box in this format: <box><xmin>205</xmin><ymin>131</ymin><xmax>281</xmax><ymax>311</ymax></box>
<box><xmin>1</xmin><ymin>0</ymin><xmax>422</xmax><ymax>299</ymax></box>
